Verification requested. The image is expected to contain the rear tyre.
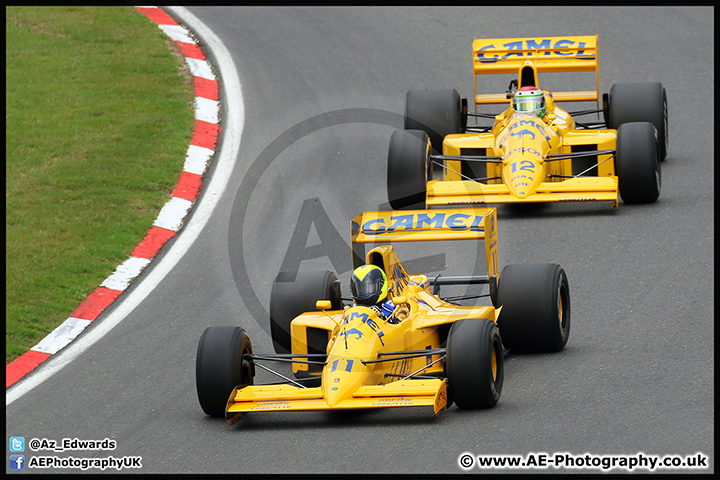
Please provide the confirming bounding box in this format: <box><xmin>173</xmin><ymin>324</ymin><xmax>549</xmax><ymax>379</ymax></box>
<box><xmin>616</xmin><ymin>122</ymin><xmax>661</xmax><ymax>204</ymax></box>
<box><xmin>387</xmin><ymin>129</ymin><xmax>431</xmax><ymax>210</ymax></box>
<box><xmin>196</xmin><ymin>326</ymin><xmax>254</xmax><ymax>418</ymax></box>
<box><xmin>269</xmin><ymin>270</ymin><xmax>341</xmax><ymax>354</ymax></box>
<box><xmin>405</xmin><ymin>88</ymin><xmax>464</xmax><ymax>153</ymax></box>
<box><xmin>608</xmin><ymin>82</ymin><xmax>668</xmax><ymax>161</ymax></box>
<box><xmin>496</xmin><ymin>264</ymin><xmax>570</xmax><ymax>353</ymax></box>
<box><xmin>446</xmin><ymin>318</ymin><xmax>504</xmax><ymax>409</ymax></box>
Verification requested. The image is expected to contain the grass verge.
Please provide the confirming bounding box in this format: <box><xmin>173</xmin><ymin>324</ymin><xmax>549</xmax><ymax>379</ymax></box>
<box><xmin>6</xmin><ymin>6</ymin><xmax>195</xmax><ymax>363</ymax></box>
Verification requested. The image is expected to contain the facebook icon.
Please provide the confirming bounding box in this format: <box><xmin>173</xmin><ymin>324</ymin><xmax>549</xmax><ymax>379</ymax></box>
<box><xmin>9</xmin><ymin>454</ymin><xmax>25</xmax><ymax>470</ymax></box>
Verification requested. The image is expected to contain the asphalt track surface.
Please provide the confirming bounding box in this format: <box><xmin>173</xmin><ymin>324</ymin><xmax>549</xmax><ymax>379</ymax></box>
<box><xmin>6</xmin><ymin>6</ymin><xmax>714</xmax><ymax>474</ymax></box>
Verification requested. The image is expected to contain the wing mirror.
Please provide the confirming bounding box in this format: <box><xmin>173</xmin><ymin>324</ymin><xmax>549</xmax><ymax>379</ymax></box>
<box><xmin>316</xmin><ymin>300</ymin><xmax>332</xmax><ymax>310</ymax></box>
<box><xmin>391</xmin><ymin>296</ymin><xmax>407</xmax><ymax>305</ymax></box>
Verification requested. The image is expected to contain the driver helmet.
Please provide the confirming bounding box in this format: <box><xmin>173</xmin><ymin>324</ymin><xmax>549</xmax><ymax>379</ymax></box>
<box><xmin>513</xmin><ymin>86</ymin><xmax>546</xmax><ymax>117</ymax></box>
<box><xmin>350</xmin><ymin>265</ymin><xmax>389</xmax><ymax>306</ymax></box>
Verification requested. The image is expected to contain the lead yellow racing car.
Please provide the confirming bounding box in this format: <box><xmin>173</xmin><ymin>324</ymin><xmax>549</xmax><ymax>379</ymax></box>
<box><xmin>388</xmin><ymin>35</ymin><xmax>668</xmax><ymax>209</ymax></box>
<box><xmin>196</xmin><ymin>208</ymin><xmax>570</xmax><ymax>423</ymax></box>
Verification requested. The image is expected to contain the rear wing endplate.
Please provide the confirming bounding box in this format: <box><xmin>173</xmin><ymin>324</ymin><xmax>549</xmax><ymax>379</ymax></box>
<box><xmin>350</xmin><ymin>208</ymin><xmax>499</xmax><ymax>287</ymax></box>
<box><xmin>472</xmin><ymin>35</ymin><xmax>600</xmax><ymax>108</ymax></box>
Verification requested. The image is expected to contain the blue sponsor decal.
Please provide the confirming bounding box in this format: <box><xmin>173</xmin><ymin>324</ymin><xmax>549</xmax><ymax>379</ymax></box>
<box><xmin>511</xmin><ymin>161</ymin><xmax>537</xmax><ymax>173</ymax></box>
<box><xmin>338</xmin><ymin>327</ymin><xmax>364</xmax><ymax>341</ymax></box>
<box><xmin>361</xmin><ymin>213</ymin><xmax>485</xmax><ymax>235</ymax></box>
<box><xmin>507</xmin><ymin>146</ymin><xmax>542</xmax><ymax>158</ymax></box>
<box><xmin>408</xmin><ymin>278</ymin><xmax>429</xmax><ymax>290</ymax></box>
<box><xmin>343</xmin><ymin>311</ymin><xmax>369</xmax><ymax>325</ymax></box>
<box><xmin>507</xmin><ymin>119</ymin><xmax>553</xmax><ymax>146</ymax></box>
<box><xmin>477</xmin><ymin>38</ymin><xmax>594</xmax><ymax>63</ymax></box>
<box><xmin>510</xmin><ymin>129</ymin><xmax>536</xmax><ymax>140</ymax></box>
<box><xmin>330</xmin><ymin>359</ymin><xmax>356</xmax><ymax>373</ymax></box>
<box><xmin>390</xmin><ymin>262</ymin><xmax>409</xmax><ymax>292</ymax></box>
<box><xmin>342</xmin><ymin>311</ymin><xmax>385</xmax><ymax>346</ymax></box>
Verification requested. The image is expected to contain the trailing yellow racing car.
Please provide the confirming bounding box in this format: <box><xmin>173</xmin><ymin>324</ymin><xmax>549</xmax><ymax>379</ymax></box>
<box><xmin>387</xmin><ymin>35</ymin><xmax>668</xmax><ymax>209</ymax></box>
<box><xmin>196</xmin><ymin>208</ymin><xmax>570</xmax><ymax>423</ymax></box>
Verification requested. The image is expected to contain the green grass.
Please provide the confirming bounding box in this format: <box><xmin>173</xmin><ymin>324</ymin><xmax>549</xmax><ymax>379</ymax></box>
<box><xmin>6</xmin><ymin>6</ymin><xmax>195</xmax><ymax>363</ymax></box>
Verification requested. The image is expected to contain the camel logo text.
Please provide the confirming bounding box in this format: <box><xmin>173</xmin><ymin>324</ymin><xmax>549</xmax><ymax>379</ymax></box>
<box><xmin>361</xmin><ymin>213</ymin><xmax>485</xmax><ymax>235</ymax></box>
<box><xmin>477</xmin><ymin>38</ymin><xmax>594</xmax><ymax>63</ymax></box>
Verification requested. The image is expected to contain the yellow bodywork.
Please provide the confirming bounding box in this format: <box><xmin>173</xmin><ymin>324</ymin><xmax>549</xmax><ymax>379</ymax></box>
<box><xmin>227</xmin><ymin>272</ymin><xmax>492</xmax><ymax>420</ymax></box>
<box><xmin>433</xmin><ymin>35</ymin><xmax>620</xmax><ymax>207</ymax></box>
<box><xmin>225</xmin><ymin>209</ymin><xmax>501</xmax><ymax>422</ymax></box>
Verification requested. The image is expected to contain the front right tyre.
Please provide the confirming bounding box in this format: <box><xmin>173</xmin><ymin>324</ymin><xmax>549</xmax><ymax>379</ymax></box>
<box><xmin>387</xmin><ymin>129</ymin><xmax>431</xmax><ymax>210</ymax></box>
<box><xmin>616</xmin><ymin>122</ymin><xmax>661</xmax><ymax>204</ymax></box>
<box><xmin>446</xmin><ymin>318</ymin><xmax>504</xmax><ymax>409</ymax></box>
<box><xmin>608</xmin><ymin>82</ymin><xmax>668</xmax><ymax>161</ymax></box>
<box><xmin>269</xmin><ymin>270</ymin><xmax>341</xmax><ymax>354</ymax></box>
<box><xmin>196</xmin><ymin>326</ymin><xmax>254</xmax><ymax>418</ymax></box>
<box><xmin>496</xmin><ymin>263</ymin><xmax>570</xmax><ymax>353</ymax></box>
<box><xmin>405</xmin><ymin>88</ymin><xmax>464</xmax><ymax>153</ymax></box>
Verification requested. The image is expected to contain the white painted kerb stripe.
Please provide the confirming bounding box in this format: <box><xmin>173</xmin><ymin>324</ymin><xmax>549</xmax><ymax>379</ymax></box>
<box><xmin>100</xmin><ymin>256</ymin><xmax>152</xmax><ymax>291</ymax></box>
<box><xmin>195</xmin><ymin>97</ymin><xmax>219</xmax><ymax>123</ymax></box>
<box><xmin>153</xmin><ymin>197</ymin><xmax>193</xmax><ymax>231</ymax></box>
<box><xmin>158</xmin><ymin>24</ymin><xmax>194</xmax><ymax>44</ymax></box>
<box><xmin>183</xmin><ymin>145</ymin><xmax>213</xmax><ymax>175</ymax></box>
<box><xmin>185</xmin><ymin>57</ymin><xmax>215</xmax><ymax>80</ymax></box>
<box><xmin>32</xmin><ymin>318</ymin><xmax>93</xmax><ymax>355</ymax></box>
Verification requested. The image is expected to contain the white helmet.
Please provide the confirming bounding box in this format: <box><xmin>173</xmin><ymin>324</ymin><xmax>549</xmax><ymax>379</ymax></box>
<box><xmin>513</xmin><ymin>86</ymin><xmax>546</xmax><ymax>117</ymax></box>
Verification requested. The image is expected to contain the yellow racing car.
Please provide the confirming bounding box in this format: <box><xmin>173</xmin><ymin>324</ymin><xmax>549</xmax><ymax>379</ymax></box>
<box><xmin>196</xmin><ymin>208</ymin><xmax>570</xmax><ymax>423</ymax></box>
<box><xmin>387</xmin><ymin>35</ymin><xmax>668</xmax><ymax>209</ymax></box>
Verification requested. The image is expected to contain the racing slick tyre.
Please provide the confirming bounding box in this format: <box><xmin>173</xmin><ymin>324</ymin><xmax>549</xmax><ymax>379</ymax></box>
<box><xmin>446</xmin><ymin>318</ymin><xmax>504</xmax><ymax>409</ymax></box>
<box><xmin>387</xmin><ymin>129</ymin><xmax>431</xmax><ymax>210</ymax></box>
<box><xmin>496</xmin><ymin>263</ymin><xmax>570</xmax><ymax>353</ymax></box>
<box><xmin>270</xmin><ymin>270</ymin><xmax>342</xmax><ymax>355</ymax></box>
<box><xmin>196</xmin><ymin>326</ymin><xmax>254</xmax><ymax>418</ymax></box>
<box><xmin>608</xmin><ymin>82</ymin><xmax>668</xmax><ymax>161</ymax></box>
<box><xmin>616</xmin><ymin>122</ymin><xmax>661</xmax><ymax>204</ymax></box>
<box><xmin>405</xmin><ymin>88</ymin><xmax>465</xmax><ymax>154</ymax></box>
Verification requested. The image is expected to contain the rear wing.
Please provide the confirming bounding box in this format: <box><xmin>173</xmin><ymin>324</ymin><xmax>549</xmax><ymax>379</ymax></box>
<box><xmin>472</xmin><ymin>35</ymin><xmax>600</xmax><ymax>108</ymax></box>
<box><xmin>350</xmin><ymin>208</ymin><xmax>499</xmax><ymax>291</ymax></box>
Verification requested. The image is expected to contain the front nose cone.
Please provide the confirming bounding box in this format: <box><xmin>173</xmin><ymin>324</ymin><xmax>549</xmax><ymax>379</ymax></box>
<box><xmin>322</xmin><ymin>354</ymin><xmax>365</xmax><ymax>407</ymax></box>
<box><xmin>325</xmin><ymin>382</ymin><xmax>347</xmax><ymax>407</ymax></box>
<box><xmin>504</xmin><ymin>161</ymin><xmax>538</xmax><ymax>198</ymax></box>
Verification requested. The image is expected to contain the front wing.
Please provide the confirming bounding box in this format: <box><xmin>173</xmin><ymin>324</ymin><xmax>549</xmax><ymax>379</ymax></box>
<box><xmin>426</xmin><ymin>177</ymin><xmax>619</xmax><ymax>207</ymax></box>
<box><xmin>225</xmin><ymin>379</ymin><xmax>448</xmax><ymax>423</ymax></box>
